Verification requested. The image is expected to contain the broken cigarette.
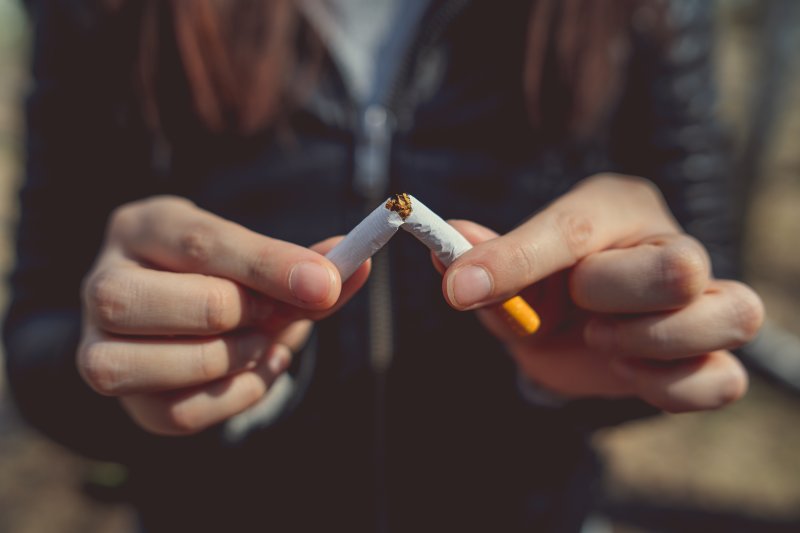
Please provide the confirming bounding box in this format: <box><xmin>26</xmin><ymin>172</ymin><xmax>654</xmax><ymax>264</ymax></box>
<box><xmin>397</xmin><ymin>194</ymin><xmax>541</xmax><ymax>336</ymax></box>
<box><xmin>325</xmin><ymin>193</ymin><xmax>540</xmax><ymax>336</ymax></box>
<box><xmin>324</xmin><ymin>201</ymin><xmax>405</xmax><ymax>280</ymax></box>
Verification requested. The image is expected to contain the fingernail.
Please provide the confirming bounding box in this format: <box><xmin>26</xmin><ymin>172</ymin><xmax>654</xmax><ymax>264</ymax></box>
<box><xmin>585</xmin><ymin>318</ymin><xmax>616</xmax><ymax>350</ymax></box>
<box><xmin>448</xmin><ymin>265</ymin><xmax>493</xmax><ymax>308</ymax></box>
<box><xmin>289</xmin><ymin>262</ymin><xmax>334</xmax><ymax>304</ymax></box>
<box><xmin>267</xmin><ymin>344</ymin><xmax>291</xmax><ymax>374</ymax></box>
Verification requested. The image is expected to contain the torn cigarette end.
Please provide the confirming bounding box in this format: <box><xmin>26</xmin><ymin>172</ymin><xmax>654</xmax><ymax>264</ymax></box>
<box><xmin>385</xmin><ymin>193</ymin><xmax>413</xmax><ymax>220</ymax></box>
<box><xmin>329</xmin><ymin>192</ymin><xmax>541</xmax><ymax>337</ymax></box>
<box><xmin>325</xmin><ymin>202</ymin><xmax>403</xmax><ymax>280</ymax></box>
<box><xmin>500</xmin><ymin>296</ymin><xmax>541</xmax><ymax>336</ymax></box>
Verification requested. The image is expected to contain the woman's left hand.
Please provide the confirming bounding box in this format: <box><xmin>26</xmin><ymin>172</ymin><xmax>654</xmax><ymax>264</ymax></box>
<box><xmin>441</xmin><ymin>174</ymin><xmax>763</xmax><ymax>412</ymax></box>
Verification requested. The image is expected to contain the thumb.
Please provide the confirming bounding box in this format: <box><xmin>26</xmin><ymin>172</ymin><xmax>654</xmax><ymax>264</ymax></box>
<box><xmin>444</xmin><ymin>220</ymin><xmax>541</xmax><ymax>339</ymax></box>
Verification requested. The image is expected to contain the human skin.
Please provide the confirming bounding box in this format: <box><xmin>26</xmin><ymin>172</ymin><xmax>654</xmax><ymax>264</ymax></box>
<box><xmin>77</xmin><ymin>196</ymin><xmax>371</xmax><ymax>436</ymax></box>
<box><xmin>77</xmin><ymin>174</ymin><xmax>763</xmax><ymax>435</ymax></box>
<box><xmin>443</xmin><ymin>174</ymin><xmax>763</xmax><ymax>412</ymax></box>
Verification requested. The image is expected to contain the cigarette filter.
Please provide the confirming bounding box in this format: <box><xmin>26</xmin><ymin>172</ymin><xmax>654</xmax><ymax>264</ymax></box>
<box><xmin>325</xmin><ymin>193</ymin><xmax>540</xmax><ymax>336</ymax></box>
<box><xmin>398</xmin><ymin>194</ymin><xmax>540</xmax><ymax>336</ymax></box>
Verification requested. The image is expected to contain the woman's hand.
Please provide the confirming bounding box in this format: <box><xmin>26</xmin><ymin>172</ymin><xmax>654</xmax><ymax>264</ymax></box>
<box><xmin>443</xmin><ymin>174</ymin><xmax>763</xmax><ymax>412</ymax></box>
<box><xmin>77</xmin><ymin>196</ymin><xmax>369</xmax><ymax>435</ymax></box>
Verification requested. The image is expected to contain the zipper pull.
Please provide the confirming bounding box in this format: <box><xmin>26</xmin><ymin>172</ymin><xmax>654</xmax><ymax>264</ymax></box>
<box><xmin>354</xmin><ymin>105</ymin><xmax>395</xmax><ymax>200</ymax></box>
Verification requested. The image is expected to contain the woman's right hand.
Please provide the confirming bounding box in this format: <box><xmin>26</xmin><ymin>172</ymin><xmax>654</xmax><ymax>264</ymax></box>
<box><xmin>77</xmin><ymin>196</ymin><xmax>369</xmax><ymax>436</ymax></box>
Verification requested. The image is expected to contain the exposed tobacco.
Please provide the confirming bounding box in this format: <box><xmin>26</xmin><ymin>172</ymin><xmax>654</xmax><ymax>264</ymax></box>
<box><xmin>385</xmin><ymin>192</ymin><xmax>413</xmax><ymax>220</ymax></box>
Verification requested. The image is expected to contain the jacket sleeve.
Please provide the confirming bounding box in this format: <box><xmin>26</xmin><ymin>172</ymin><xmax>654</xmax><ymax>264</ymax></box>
<box><xmin>3</xmin><ymin>0</ymin><xmax>166</xmax><ymax>461</ymax></box>
<box><xmin>612</xmin><ymin>0</ymin><xmax>738</xmax><ymax>279</ymax></box>
<box><xmin>547</xmin><ymin>1</ymin><xmax>735</xmax><ymax>432</ymax></box>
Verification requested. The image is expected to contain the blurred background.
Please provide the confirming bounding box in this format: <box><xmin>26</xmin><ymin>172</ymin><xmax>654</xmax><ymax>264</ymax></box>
<box><xmin>0</xmin><ymin>1</ymin><xmax>799</xmax><ymax>532</ymax></box>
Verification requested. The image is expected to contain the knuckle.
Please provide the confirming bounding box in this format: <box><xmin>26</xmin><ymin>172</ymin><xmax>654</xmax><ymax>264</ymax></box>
<box><xmin>591</xmin><ymin>173</ymin><xmax>666</xmax><ymax>208</ymax></box>
<box><xmin>630</xmin><ymin>176</ymin><xmax>663</xmax><ymax>202</ymax></box>
<box><xmin>204</xmin><ymin>285</ymin><xmax>236</xmax><ymax>332</ymax></box>
<box><xmin>657</xmin><ymin>239</ymin><xmax>709</xmax><ymax>305</ymax></box>
<box><xmin>553</xmin><ymin>211</ymin><xmax>594</xmax><ymax>262</ymax></box>
<box><xmin>78</xmin><ymin>342</ymin><xmax>120</xmax><ymax>396</ymax></box>
<box><xmin>505</xmin><ymin>240</ymin><xmax>538</xmax><ymax>285</ymax></box>
<box><xmin>107</xmin><ymin>202</ymin><xmax>139</xmax><ymax>238</ymax></box>
<box><xmin>84</xmin><ymin>269</ymin><xmax>130</xmax><ymax>331</ymax></box>
<box><xmin>643</xmin><ymin>322</ymin><xmax>675</xmax><ymax>358</ymax></box>
<box><xmin>196</xmin><ymin>340</ymin><xmax>227</xmax><ymax>381</ymax></box>
<box><xmin>137</xmin><ymin>196</ymin><xmax>196</xmax><ymax>221</ymax></box>
<box><xmin>136</xmin><ymin>196</ymin><xmax>198</xmax><ymax>245</ymax></box>
<box><xmin>247</xmin><ymin>245</ymin><xmax>277</xmax><ymax>286</ymax></box>
<box><xmin>581</xmin><ymin>172</ymin><xmax>629</xmax><ymax>191</ymax></box>
<box><xmin>147</xmin><ymin>195</ymin><xmax>195</xmax><ymax>211</ymax></box>
<box><xmin>726</xmin><ymin>282</ymin><xmax>765</xmax><ymax>345</ymax></box>
<box><xmin>178</xmin><ymin>224</ymin><xmax>217</xmax><ymax>266</ymax></box>
<box><xmin>614</xmin><ymin>173</ymin><xmax>663</xmax><ymax>202</ymax></box>
<box><xmin>108</xmin><ymin>196</ymin><xmax>194</xmax><ymax>241</ymax></box>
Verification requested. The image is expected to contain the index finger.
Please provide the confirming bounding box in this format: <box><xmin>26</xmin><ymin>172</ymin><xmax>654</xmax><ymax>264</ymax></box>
<box><xmin>108</xmin><ymin>197</ymin><xmax>341</xmax><ymax>310</ymax></box>
<box><xmin>443</xmin><ymin>175</ymin><xmax>678</xmax><ymax>309</ymax></box>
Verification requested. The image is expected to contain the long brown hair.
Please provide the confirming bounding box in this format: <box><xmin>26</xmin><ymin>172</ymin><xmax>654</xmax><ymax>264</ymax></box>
<box><xmin>132</xmin><ymin>0</ymin><xmax>655</xmax><ymax>138</ymax></box>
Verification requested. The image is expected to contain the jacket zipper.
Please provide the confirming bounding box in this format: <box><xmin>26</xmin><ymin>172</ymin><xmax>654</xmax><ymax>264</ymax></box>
<box><xmin>347</xmin><ymin>3</ymin><xmax>471</xmax><ymax>530</ymax></box>
<box><xmin>357</xmin><ymin>104</ymin><xmax>395</xmax><ymax>533</ymax></box>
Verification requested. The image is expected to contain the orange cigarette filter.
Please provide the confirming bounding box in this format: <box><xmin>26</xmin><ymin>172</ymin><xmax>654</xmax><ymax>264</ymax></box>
<box><xmin>500</xmin><ymin>296</ymin><xmax>541</xmax><ymax>336</ymax></box>
<box><xmin>390</xmin><ymin>193</ymin><xmax>541</xmax><ymax>338</ymax></box>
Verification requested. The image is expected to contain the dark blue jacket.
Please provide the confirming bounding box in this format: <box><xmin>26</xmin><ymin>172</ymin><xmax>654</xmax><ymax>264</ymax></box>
<box><xmin>5</xmin><ymin>1</ymin><xmax>734</xmax><ymax>531</ymax></box>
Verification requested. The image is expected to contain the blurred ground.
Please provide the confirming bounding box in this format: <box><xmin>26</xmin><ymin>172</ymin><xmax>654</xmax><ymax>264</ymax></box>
<box><xmin>1</xmin><ymin>1</ymin><xmax>799</xmax><ymax>532</ymax></box>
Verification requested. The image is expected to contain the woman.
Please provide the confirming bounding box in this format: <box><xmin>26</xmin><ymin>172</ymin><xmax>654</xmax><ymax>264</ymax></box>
<box><xmin>5</xmin><ymin>0</ymin><xmax>763</xmax><ymax>531</ymax></box>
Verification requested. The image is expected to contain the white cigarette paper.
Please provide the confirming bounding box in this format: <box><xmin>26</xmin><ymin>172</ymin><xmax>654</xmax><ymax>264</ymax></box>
<box><xmin>324</xmin><ymin>194</ymin><xmax>471</xmax><ymax>279</ymax></box>
<box><xmin>400</xmin><ymin>194</ymin><xmax>540</xmax><ymax>336</ymax></box>
<box><xmin>401</xmin><ymin>195</ymin><xmax>472</xmax><ymax>267</ymax></box>
<box><xmin>325</xmin><ymin>202</ymin><xmax>404</xmax><ymax>280</ymax></box>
